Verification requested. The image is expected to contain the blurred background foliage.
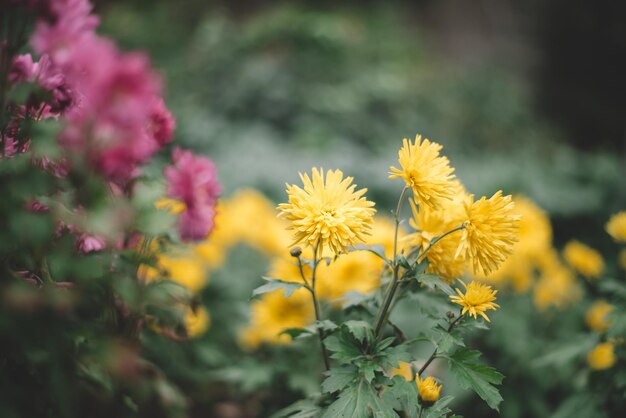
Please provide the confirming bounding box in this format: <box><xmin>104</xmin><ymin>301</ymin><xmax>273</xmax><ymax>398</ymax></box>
<box><xmin>85</xmin><ymin>0</ymin><xmax>626</xmax><ymax>417</ymax></box>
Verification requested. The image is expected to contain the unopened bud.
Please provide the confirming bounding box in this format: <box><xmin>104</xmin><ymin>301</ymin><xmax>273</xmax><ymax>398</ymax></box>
<box><xmin>290</xmin><ymin>246</ymin><xmax>302</xmax><ymax>258</ymax></box>
<box><xmin>446</xmin><ymin>311</ymin><xmax>455</xmax><ymax>319</ymax></box>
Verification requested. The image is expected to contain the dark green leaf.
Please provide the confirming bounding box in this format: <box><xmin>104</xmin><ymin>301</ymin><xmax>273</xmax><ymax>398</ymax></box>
<box><xmin>321</xmin><ymin>379</ymin><xmax>399</xmax><ymax>418</ymax></box>
<box><xmin>322</xmin><ymin>366</ymin><xmax>358</xmax><ymax>394</ymax></box>
<box><xmin>272</xmin><ymin>399</ymin><xmax>322</xmax><ymax>418</ymax></box>
<box><xmin>448</xmin><ymin>349</ymin><xmax>504</xmax><ymax>411</ymax></box>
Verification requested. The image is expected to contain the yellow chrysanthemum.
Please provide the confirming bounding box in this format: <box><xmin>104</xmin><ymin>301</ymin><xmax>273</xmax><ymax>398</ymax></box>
<box><xmin>389</xmin><ymin>361</ymin><xmax>414</xmax><ymax>382</ymax></box>
<box><xmin>184</xmin><ymin>306</ymin><xmax>211</xmax><ymax>338</ymax></box>
<box><xmin>456</xmin><ymin>191</ymin><xmax>520</xmax><ymax>276</ymax></box>
<box><xmin>563</xmin><ymin>240</ymin><xmax>604</xmax><ymax>280</ymax></box>
<box><xmin>416</xmin><ymin>375</ymin><xmax>442</xmax><ymax>404</ymax></box>
<box><xmin>586</xmin><ymin>300</ymin><xmax>614</xmax><ymax>332</ymax></box>
<box><xmin>240</xmin><ymin>288</ymin><xmax>315</xmax><ymax>349</ymax></box>
<box><xmin>405</xmin><ymin>190</ymin><xmax>467</xmax><ymax>282</ymax></box>
<box><xmin>533</xmin><ymin>250</ymin><xmax>581</xmax><ymax>311</ymax></box>
<box><xmin>587</xmin><ymin>342</ymin><xmax>616</xmax><ymax>370</ymax></box>
<box><xmin>278</xmin><ymin>168</ymin><xmax>376</xmax><ymax>255</ymax></box>
<box><xmin>389</xmin><ymin>135</ymin><xmax>456</xmax><ymax>210</ymax></box>
<box><xmin>450</xmin><ymin>280</ymin><xmax>500</xmax><ymax>321</ymax></box>
<box><xmin>476</xmin><ymin>196</ymin><xmax>553</xmax><ymax>293</ymax></box>
<box><xmin>606</xmin><ymin>211</ymin><xmax>626</xmax><ymax>243</ymax></box>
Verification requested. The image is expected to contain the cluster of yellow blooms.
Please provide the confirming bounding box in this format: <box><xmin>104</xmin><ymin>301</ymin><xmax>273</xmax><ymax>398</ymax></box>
<box><xmin>584</xmin><ymin>210</ymin><xmax>626</xmax><ymax>371</ymax></box>
<box><xmin>262</xmin><ymin>136</ymin><xmax>517</xmax><ymax>349</ymax></box>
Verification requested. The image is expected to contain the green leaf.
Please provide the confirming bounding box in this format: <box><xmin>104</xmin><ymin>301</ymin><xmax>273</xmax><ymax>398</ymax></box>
<box><xmin>252</xmin><ymin>276</ymin><xmax>304</xmax><ymax>297</ymax></box>
<box><xmin>324</xmin><ymin>335</ymin><xmax>362</xmax><ymax>363</ymax></box>
<box><xmin>340</xmin><ymin>291</ymin><xmax>374</xmax><ymax>310</ymax></box>
<box><xmin>322</xmin><ymin>366</ymin><xmax>358</xmax><ymax>394</ymax></box>
<box><xmin>280</xmin><ymin>328</ymin><xmax>314</xmax><ymax>339</ymax></box>
<box><xmin>343</xmin><ymin>320</ymin><xmax>374</xmax><ymax>344</ymax></box>
<box><xmin>272</xmin><ymin>399</ymin><xmax>322</xmax><ymax>418</ymax></box>
<box><xmin>434</xmin><ymin>327</ymin><xmax>465</xmax><ymax>354</ymax></box>
<box><xmin>349</xmin><ymin>244</ymin><xmax>388</xmax><ymax>262</ymax></box>
<box><xmin>423</xmin><ymin>395</ymin><xmax>455</xmax><ymax>418</ymax></box>
<box><xmin>416</xmin><ymin>274</ymin><xmax>454</xmax><ymax>296</ymax></box>
<box><xmin>321</xmin><ymin>379</ymin><xmax>399</xmax><ymax>418</ymax></box>
<box><xmin>447</xmin><ymin>349</ymin><xmax>504</xmax><ymax>411</ymax></box>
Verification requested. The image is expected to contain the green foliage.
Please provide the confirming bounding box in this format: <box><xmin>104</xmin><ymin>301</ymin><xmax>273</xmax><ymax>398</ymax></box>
<box><xmin>447</xmin><ymin>349</ymin><xmax>504</xmax><ymax>411</ymax></box>
<box><xmin>252</xmin><ymin>276</ymin><xmax>305</xmax><ymax>297</ymax></box>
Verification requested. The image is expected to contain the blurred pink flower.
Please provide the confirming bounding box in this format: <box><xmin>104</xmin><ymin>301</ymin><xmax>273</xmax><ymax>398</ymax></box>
<box><xmin>148</xmin><ymin>97</ymin><xmax>175</xmax><ymax>146</ymax></box>
<box><xmin>165</xmin><ymin>148</ymin><xmax>221</xmax><ymax>241</ymax></box>
<box><xmin>9</xmin><ymin>54</ymin><xmax>38</xmax><ymax>83</ymax></box>
<box><xmin>75</xmin><ymin>233</ymin><xmax>106</xmax><ymax>253</ymax></box>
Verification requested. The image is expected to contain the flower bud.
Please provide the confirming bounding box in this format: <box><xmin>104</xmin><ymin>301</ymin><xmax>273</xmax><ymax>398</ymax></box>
<box><xmin>290</xmin><ymin>246</ymin><xmax>302</xmax><ymax>258</ymax></box>
<box><xmin>446</xmin><ymin>311</ymin><xmax>455</xmax><ymax>319</ymax></box>
<box><xmin>416</xmin><ymin>375</ymin><xmax>442</xmax><ymax>407</ymax></box>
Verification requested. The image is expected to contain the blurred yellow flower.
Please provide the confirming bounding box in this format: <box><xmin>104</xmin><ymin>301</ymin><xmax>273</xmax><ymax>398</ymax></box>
<box><xmin>184</xmin><ymin>306</ymin><xmax>210</xmax><ymax>338</ymax></box>
<box><xmin>368</xmin><ymin>216</ymin><xmax>405</xmax><ymax>259</ymax></box>
<box><xmin>477</xmin><ymin>196</ymin><xmax>553</xmax><ymax>293</ymax></box>
<box><xmin>533</xmin><ymin>251</ymin><xmax>581</xmax><ymax>311</ymax></box>
<box><xmin>586</xmin><ymin>300</ymin><xmax>614</xmax><ymax>332</ymax></box>
<box><xmin>416</xmin><ymin>375</ymin><xmax>442</xmax><ymax>404</ymax></box>
<box><xmin>563</xmin><ymin>240</ymin><xmax>604</xmax><ymax>280</ymax></box>
<box><xmin>240</xmin><ymin>288</ymin><xmax>314</xmax><ymax>349</ymax></box>
<box><xmin>587</xmin><ymin>342</ymin><xmax>616</xmax><ymax>370</ymax></box>
<box><xmin>225</xmin><ymin>189</ymin><xmax>292</xmax><ymax>255</ymax></box>
<box><xmin>155</xmin><ymin>197</ymin><xmax>185</xmax><ymax>214</ymax></box>
<box><xmin>405</xmin><ymin>190</ymin><xmax>467</xmax><ymax>282</ymax></box>
<box><xmin>389</xmin><ymin>135</ymin><xmax>456</xmax><ymax>210</ymax></box>
<box><xmin>389</xmin><ymin>361</ymin><xmax>414</xmax><ymax>381</ymax></box>
<box><xmin>456</xmin><ymin>191</ymin><xmax>520</xmax><ymax>276</ymax></box>
<box><xmin>278</xmin><ymin>168</ymin><xmax>376</xmax><ymax>255</ymax></box>
<box><xmin>157</xmin><ymin>255</ymin><xmax>208</xmax><ymax>293</ymax></box>
<box><xmin>317</xmin><ymin>250</ymin><xmax>382</xmax><ymax>302</ymax></box>
<box><xmin>450</xmin><ymin>280</ymin><xmax>499</xmax><ymax>321</ymax></box>
<box><xmin>606</xmin><ymin>211</ymin><xmax>626</xmax><ymax>242</ymax></box>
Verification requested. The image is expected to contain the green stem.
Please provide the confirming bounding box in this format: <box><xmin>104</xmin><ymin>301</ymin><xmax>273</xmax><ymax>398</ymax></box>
<box><xmin>417</xmin><ymin>313</ymin><xmax>463</xmax><ymax>376</ymax></box>
<box><xmin>299</xmin><ymin>240</ymin><xmax>330</xmax><ymax>371</ymax></box>
<box><xmin>418</xmin><ymin>407</ymin><xmax>424</xmax><ymax>418</ymax></box>
<box><xmin>414</xmin><ymin>225</ymin><xmax>465</xmax><ymax>265</ymax></box>
<box><xmin>374</xmin><ymin>187</ymin><xmax>409</xmax><ymax>338</ymax></box>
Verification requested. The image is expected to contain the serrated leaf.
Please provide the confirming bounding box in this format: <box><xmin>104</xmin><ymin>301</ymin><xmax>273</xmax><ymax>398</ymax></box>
<box><xmin>252</xmin><ymin>276</ymin><xmax>304</xmax><ymax>297</ymax></box>
<box><xmin>321</xmin><ymin>379</ymin><xmax>399</xmax><ymax>418</ymax></box>
<box><xmin>436</xmin><ymin>330</ymin><xmax>465</xmax><ymax>354</ymax></box>
<box><xmin>349</xmin><ymin>244</ymin><xmax>388</xmax><ymax>261</ymax></box>
<box><xmin>448</xmin><ymin>349</ymin><xmax>504</xmax><ymax>411</ymax></box>
<box><xmin>325</xmin><ymin>335</ymin><xmax>362</xmax><ymax>363</ymax></box>
<box><xmin>343</xmin><ymin>320</ymin><xmax>374</xmax><ymax>344</ymax></box>
<box><xmin>417</xmin><ymin>274</ymin><xmax>454</xmax><ymax>296</ymax></box>
<box><xmin>423</xmin><ymin>395</ymin><xmax>455</xmax><ymax>418</ymax></box>
<box><xmin>322</xmin><ymin>366</ymin><xmax>358</xmax><ymax>394</ymax></box>
<box><xmin>272</xmin><ymin>399</ymin><xmax>322</xmax><ymax>418</ymax></box>
<box><xmin>375</xmin><ymin>337</ymin><xmax>396</xmax><ymax>353</ymax></box>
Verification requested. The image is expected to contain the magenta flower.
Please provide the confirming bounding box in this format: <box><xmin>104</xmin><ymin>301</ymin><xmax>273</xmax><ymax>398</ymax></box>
<box><xmin>75</xmin><ymin>233</ymin><xmax>106</xmax><ymax>253</ymax></box>
<box><xmin>165</xmin><ymin>148</ymin><xmax>221</xmax><ymax>241</ymax></box>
